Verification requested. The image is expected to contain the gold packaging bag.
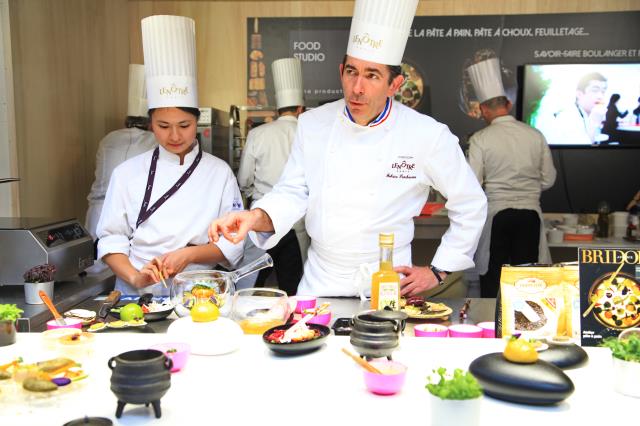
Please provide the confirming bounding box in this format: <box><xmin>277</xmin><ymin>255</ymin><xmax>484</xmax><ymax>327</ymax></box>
<box><xmin>499</xmin><ymin>265</ymin><xmax>580</xmax><ymax>341</ymax></box>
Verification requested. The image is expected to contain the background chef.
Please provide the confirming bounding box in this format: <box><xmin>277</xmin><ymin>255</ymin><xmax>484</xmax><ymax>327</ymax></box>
<box><xmin>85</xmin><ymin>64</ymin><xmax>157</xmax><ymax>272</ymax></box>
<box><xmin>237</xmin><ymin>57</ymin><xmax>308</xmax><ymax>295</ymax></box>
<box><xmin>467</xmin><ymin>57</ymin><xmax>556</xmax><ymax>298</ymax></box>
<box><xmin>97</xmin><ymin>15</ymin><xmax>243</xmax><ymax>295</ymax></box>
<box><xmin>210</xmin><ymin>0</ymin><xmax>487</xmax><ymax>297</ymax></box>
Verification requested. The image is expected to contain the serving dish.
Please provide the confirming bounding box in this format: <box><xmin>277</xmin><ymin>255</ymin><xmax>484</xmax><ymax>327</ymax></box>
<box><xmin>401</xmin><ymin>301</ymin><xmax>452</xmax><ymax>319</ymax></box>
<box><xmin>110</xmin><ymin>296</ymin><xmax>174</xmax><ymax>322</ymax></box>
<box><xmin>262</xmin><ymin>324</ymin><xmax>330</xmax><ymax>355</ymax></box>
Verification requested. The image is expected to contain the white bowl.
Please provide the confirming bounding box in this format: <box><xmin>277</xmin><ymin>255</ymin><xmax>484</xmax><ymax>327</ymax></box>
<box><xmin>167</xmin><ymin>317</ymin><xmax>242</xmax><ymax>356</ymax></box>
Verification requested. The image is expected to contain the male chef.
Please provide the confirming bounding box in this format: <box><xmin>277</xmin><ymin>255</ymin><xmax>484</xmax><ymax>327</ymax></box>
<box><xmin>237</xmin><ymin>58</ymin><xmax>308</xmax><ymax>295</ymax></box>
<box><xmin>210</xmin><ymin>0</ymin><xmax>487</xmax><ymax>297</ymax></box>
<box><xmin>467</xmin><ymin>58</ymin><xmax>556</xmax><ymax>298</ymax></box>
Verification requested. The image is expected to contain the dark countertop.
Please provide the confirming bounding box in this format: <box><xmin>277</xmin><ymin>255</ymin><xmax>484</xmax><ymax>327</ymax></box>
<box><xmin>0</xmin><ymin>269</ymin><xmax>115</xmax><ymax>332</ymax></box>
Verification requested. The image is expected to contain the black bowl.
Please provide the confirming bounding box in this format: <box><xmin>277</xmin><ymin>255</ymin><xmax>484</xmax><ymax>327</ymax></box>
<box><xmin>110</xmin><ymin>297</ymin><xmax>174</xmax><ymax>322</ymax></box>
<box><xmin>262</xmin><ymin>324</ymin><xmax>330</xmax><ymax>355</ymax></box>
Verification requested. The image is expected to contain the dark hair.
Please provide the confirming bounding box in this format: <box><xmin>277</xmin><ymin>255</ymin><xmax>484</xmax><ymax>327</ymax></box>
<box><xmin>277</xmin><ymin>105</ymin><xmax>300</xmax><ymax>115</ymax></box>
<box><xmin>342</xmin><ymin>55</ymin><xmax>402</xmax><ymax>85</ymax></box>
<box><xmin>125</xmin><ymin>116</ymin><xmax>150</xmax><ymax>130</ymax></box>
<box><xmin>481</xmin><ymin>96</ymin><xmax>510</xmax><ymax>109</ymax></box>
<box><xmin>148</xmin><ymin>107</ymin><xmax>201</xmax><ymax>120</ymax></box>
<box><xmin>577</xmin><ymin>72</ymin><xmax>607</xmax><ymax>92</ymax></box>
<box><xmin>608</xmin><ymin>93</ymin><xmax>621</xmax><ymax>106</ymax></box>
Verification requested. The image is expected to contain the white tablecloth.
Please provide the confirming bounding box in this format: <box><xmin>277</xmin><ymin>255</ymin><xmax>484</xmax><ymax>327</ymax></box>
<box><xmin>0</xmin><ymin>332</ymin><xmax>631</xmax><ymax>425</ymax></box>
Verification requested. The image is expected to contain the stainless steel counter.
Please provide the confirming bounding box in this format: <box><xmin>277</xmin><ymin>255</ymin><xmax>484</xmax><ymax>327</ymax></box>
<box><xmin>0</xmin><ymin>269</ymin><xmax>115</xmax><ymax>332</ymax></box>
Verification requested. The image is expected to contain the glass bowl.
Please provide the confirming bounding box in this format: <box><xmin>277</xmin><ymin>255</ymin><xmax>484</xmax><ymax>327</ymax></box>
<box><xmin>232</xmin><ymin>288</ymin><xmax>290</xmax><ymax>334</ymax></box>
<box><xmin>171</xmin><ymin>270</ymin><xmax>235</xmax><ymax>318</ymax></box>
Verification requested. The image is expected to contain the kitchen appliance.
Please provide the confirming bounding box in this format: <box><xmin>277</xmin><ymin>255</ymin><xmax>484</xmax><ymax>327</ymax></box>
<box><xmin>0</xmin><ymin>217</ymin><xmax>94</xmax><ymax>285</ymax></box>
<box><xmin>196</xmin><ymin>107</ymin><xmax>243</xmax><ymax>173</ymax></box>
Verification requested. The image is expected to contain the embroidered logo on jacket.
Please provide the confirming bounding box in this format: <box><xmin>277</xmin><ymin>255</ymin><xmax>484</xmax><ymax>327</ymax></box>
<box><xmin>386</xmin><ymin>156</ymin><xmax>417</xmax><ymax>180</ymax></box>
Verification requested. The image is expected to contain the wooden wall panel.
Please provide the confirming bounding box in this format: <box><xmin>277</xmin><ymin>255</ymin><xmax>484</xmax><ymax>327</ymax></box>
<box><xmin>127</xmin><ymin>0</ymin><xmax>640</xmax><ymax>111</ymax></box>
<box><xmin>10</xmin><ymin>0</ymin><xmax>129</xmax><ymax>220</ymax></box>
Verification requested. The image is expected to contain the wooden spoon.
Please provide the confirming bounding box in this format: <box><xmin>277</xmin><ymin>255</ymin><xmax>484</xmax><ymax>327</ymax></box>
<box><xmin>341</xmin><ymin>348</ymin><xmax>383</xmax><ymax>374</ymax></box>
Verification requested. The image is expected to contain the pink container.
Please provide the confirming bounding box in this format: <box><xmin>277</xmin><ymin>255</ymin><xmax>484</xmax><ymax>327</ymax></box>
<box><xmin>150</xmin><ymin>342</ymin><xmax>191</xmax><ymax>373</ymax></box>
<box><xmin>477</xmin><ymin>322</ymin><xmax>496</xmax><ymax>338</ymax></box>
<box><xmin>308</xmin><ymin>311</ymin><xmax>332</xmax><ymax>326</ymax></box>
<box><xmin>448</xmin><ymin>324</ymin><xmax>483</xmax><ymax>338</ymax></box>
<box><xmin>46</xmin><ymin>318</ymin><xmax>83</xmax><ymax>330</ymax></box>
<box><xmin>292</xmin><ymin>296</ymin><xmax>317</xmax><ymax>314</ymax></box>
<box><xmin>414</xmin><ymin>323</ymin><xmax>449</xmax><ymax>337</ymax></box>
<box><xmin>363</xmin><ymin>361</ymin><xmax>407</xmax><ymax>395</ymax></box>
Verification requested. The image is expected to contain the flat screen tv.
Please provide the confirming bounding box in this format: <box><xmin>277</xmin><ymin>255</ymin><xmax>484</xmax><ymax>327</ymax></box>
<box><xmin>522</xmin><ymin>63</ymin><xmax>640</xmax><ymax>147</ymax></box>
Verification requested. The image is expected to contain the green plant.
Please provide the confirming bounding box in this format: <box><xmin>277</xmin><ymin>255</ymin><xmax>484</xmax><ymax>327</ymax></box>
<box><xmin>601</xmin><ymin>334</ymin><xmax>640</xmax><ymax>363</ymax></box>
<box><xmin>0</xmin><ymin>304</ymin><xmax>24</xmax><ymax>322</ymax></box>
<box><xmin>23</xmin><ymin>264</ymin><xmax>56</xmax><ymax>283</ymax></box>
<box><xmin>426</xmin><ymin>367</ymin><xmax>483</xmax><ymax>400</ymax></box>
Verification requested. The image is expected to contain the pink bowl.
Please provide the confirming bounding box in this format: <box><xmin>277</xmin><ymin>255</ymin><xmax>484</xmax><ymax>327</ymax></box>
<box><xmin>308</xmin><ymin>311</ymin><xmax>332</xmax><ymax>326</ymax></box>
<box><xmin>477</xmin><ymin>322</ymin><xmax>496</xmax><ymax>338</ymax></box>
<box><xmin>414</xmin><ymin>324</ymin><xmax>449</xmax><ymax>337</ymax></box>
<box><xmin>363</xmin><ymin>361</ymin><xmax>407</xmax><ymax>395</ymax></box>
<box><xmin>448</xmin><ymin>324</ymin><xmax>483</xmax><ymax>338</ymax></box>
<box><xmin>150</xmin><ymin>342</ymin><xmax>191</xmax><ymax>373</ymax></box>
<box><xmin>46</xmin><ymin>318</ymin><xmax>83</xmax><ymax>330</ymax></box>
<box><xmin>292</xmin><ymin>296</ymin><xmax>317</xmax><ymax>314</ymax></box>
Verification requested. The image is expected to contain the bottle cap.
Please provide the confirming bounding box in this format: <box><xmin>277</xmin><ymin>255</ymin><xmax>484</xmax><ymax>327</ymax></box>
<box><xmin>379</xmin><ymin>233</ymin><xmax>394</xmax><ymax>246</ymax></box>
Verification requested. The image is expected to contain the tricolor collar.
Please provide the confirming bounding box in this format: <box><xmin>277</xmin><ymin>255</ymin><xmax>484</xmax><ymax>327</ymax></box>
<box><xmin>343</xmin><ymin>97</ymin><xmax>393</xmax><ymax>128</ymax></box>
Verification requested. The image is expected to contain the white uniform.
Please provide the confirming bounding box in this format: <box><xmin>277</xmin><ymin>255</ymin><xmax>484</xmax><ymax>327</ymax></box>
<box><xmin>97</xmin><ymin>144</ymin><xmax>244</xmax><ymax>296</ymax></box>
<box><xmin>237</xmin><ymin>115</ymin><xmax>310</xmax><ymax>261</ymax></box>
<box><xmin>468</xmin><ymin>115</ymin><xmax>557</xmax><ymax>275</ymax></box>
<box><xmin>252</xmin><ymin>99</ymin><xmax>487</xmax><ymax>297</ymax></box>
<box><xmin>536</xmin><ymin>104</ymin><xmax>593</xmax><ymax>145</ymax></box>
<box><xmin>85</xmin><ymin>128</ymin><xmax>157</xmax><ymax>239</ymax></box>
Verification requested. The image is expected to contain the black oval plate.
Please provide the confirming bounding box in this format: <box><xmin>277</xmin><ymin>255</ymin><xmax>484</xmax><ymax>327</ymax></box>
<box><xmin>262</xmin><ymin>324</ymin><xmax>330</xmax><ymax>355</ymax></box>
<box><xmin>110</xmin><ymin>301</ymin><xmax>174</xmax><ymax>322</ymax></box>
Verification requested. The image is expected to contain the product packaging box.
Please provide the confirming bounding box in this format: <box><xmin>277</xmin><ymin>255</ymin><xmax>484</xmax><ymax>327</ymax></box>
<box><xmin>579</xmin><ymin>248</ymin><xmax>640</xmax><ymax>346</ymax></box>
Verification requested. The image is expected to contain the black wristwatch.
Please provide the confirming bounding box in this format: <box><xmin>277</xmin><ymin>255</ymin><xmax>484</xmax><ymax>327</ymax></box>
<box><xmin>429</xmin><ymin>265</ymin><xmax>451</xmax><ymax>286</ymax></box>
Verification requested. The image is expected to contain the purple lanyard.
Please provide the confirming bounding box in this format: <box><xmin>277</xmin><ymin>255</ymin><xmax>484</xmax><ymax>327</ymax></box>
<box><xmin>136</xmin><ymin>143</ymin><xmax>203</xmax><ymax>228</ymax></box>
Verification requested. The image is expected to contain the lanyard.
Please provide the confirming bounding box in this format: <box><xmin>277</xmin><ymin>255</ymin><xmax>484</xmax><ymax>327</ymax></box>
<box><xmin>136</xmin><ymin>143</ymin><xmax>203</xmax><ymax>228</ymax></box>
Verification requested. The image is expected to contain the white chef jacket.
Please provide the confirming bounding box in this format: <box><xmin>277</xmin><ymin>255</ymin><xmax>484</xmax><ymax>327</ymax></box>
<box><xmin>468</xmin><ymin>115</ymin><xmax>557</xmax><ymax>275</ymax></box>
<box><xmin>86</xmin><ymin>128</ymin><xmax>157</xmax><ymax>239</ymax></box>
<box><xmin>252</xmin><ymin>99</ymin><xmax>487</xmax><ymax>297</ymax></box>
<box><xmin>237</xmin><ymin>115</ymin><xmax>310</xmax><ymax>262</ymax></box>
<box><xmin>97</xmin><ymin>144</ymin><xmax>244</xmax><ymax>296</ymax></box>
<box><xmin>536</xmin><ymin>104</ymin><xmax>593</xmax><ymax>146</ymax></box>
<box><xmin>237</xmin><ymin>115</ymin><xmax>298</xmax><ymax>201</ymax></box>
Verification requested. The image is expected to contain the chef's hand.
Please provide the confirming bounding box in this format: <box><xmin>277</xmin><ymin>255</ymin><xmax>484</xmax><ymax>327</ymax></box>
<box><xmin>133</xmin><ymin>260</ymin><xmax>166</xmax><ymax>288</ymax></box>
<box><xmin>394</xmin><ymin>265</ymin><xmax>440</xmax><ymax>297</ymax></box>
<box><xmin>157</xmin><ymin>248</ymin><xmax>192</xmax><ymax>277</ymax></box>
<box><xmin>208</xmin><ymin>208</ymin><xmax>274</xmax><ymax>244</ymax></box>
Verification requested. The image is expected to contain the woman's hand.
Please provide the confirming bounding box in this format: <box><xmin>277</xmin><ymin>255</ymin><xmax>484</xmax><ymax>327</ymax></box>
<box><xmin>158</xmin><ymin>247</ymin><xmax>194</xmax><ymax>277</ymax></box>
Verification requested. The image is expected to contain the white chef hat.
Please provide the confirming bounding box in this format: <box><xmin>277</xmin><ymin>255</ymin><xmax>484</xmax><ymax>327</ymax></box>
<box><xmin>467</xmin><ymin>58</ymin><xmax>506</xmax><ymax>104</ymax></box>
<box><xmin>141</xmin><ymin>15</ymin><xmax>198</xmax><ymax>109</ymax></box>
<box><xmin>126</xmin><ymin>64</ymin><xmax>147</xmax><ymax>117</ymax></box>
<box><xmin>272</xmin><ymin>58</ymin><xmax>304</xmax><ymax>110</ymax></box>
<box><xmin>346</xmin><ymin>0</ymin><xmax>419</xmax><ymax>66</ymax></box>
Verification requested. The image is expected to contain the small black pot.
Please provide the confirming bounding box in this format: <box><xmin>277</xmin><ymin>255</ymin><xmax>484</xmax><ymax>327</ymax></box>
<box><xmin>350</xmin><ymin>310</ymin><xmax>408</xmax><ymax>360</ymax></box>
<box><xmin>108</xmin><ymin>349</ymin><xmax>172</xmax><ymax>418</ymax></box>
<box><xmin>0</xmin><ymin>320</ymin><xmax>16</xmax><ymax>347</ymax></box>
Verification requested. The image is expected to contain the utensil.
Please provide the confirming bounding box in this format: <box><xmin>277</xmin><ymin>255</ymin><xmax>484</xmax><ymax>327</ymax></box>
<box><xmin>341</xmin><ymin>348</ymin><xmax>383</xmax><ymax>374</ymax></box>
<box><xmin>459</xmin><ymin>299</ymin><xmax>471</xmax><ymax>323</ymax></box>
<box><xmin>39</xmin><ymin>290</ymin><xmax>66</xmax><ymax>326</ymax></box>
<box><xmin>583</xmin><ymin>262</ymin><xmax>624</xmax><ymax>317</ymax></box>
<box><xmin>282</xmin><ymin>313</ymin><xmax>314</xmax><ymax>343</ymax></box>
<box><xmin>98</xmin><ymin>290</ymin><xmax>122</xmax><ymax>322</ymax></box>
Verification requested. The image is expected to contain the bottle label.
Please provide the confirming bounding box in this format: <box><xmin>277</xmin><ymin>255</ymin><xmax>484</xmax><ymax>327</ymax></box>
<box><xmin>378</xmin><ymin>282</ymin><xmax>399</xmax><ymax>310</ymax></box>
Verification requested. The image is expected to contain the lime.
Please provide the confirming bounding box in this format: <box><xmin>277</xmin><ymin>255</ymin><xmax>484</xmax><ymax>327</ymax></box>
<box><xmin>120</xmin><ymin>303</ymin><xmax>144</xmax><ymax>321</ymax></box>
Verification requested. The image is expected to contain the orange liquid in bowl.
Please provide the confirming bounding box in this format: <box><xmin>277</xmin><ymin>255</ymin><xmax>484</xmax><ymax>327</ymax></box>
<box><xmin>238</xmin><ymin>318</ymin><xmax>284</xmax><ymax>335</ymax></box>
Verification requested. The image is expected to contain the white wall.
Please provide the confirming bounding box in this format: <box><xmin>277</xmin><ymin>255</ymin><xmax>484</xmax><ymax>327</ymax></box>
<box><xmin>0</xmin><ymin>0</ymin><xmax>18</xmax><ymax>216</ymax></box>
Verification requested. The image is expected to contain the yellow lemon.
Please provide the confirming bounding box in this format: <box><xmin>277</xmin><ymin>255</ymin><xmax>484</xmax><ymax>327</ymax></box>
<box><xmin>190</xmin><ymin>301</ymin><xmax>219</xmax><ymax>322</ymax></box>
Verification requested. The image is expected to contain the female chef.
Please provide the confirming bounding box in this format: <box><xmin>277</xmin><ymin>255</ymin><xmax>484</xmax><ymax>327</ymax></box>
<box><xmin>97</xmin><ymin>15</ymin><xmax>243</xmax><ymax>295</ymax></box>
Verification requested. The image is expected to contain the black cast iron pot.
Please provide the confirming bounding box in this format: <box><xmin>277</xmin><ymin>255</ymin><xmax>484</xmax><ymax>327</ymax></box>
<box><xmin>108</xmin><ymin>349</ymin><xmax>172</xmax><ymax>418</ymax></box>
<box><xmin>350</xmin><ymin>310</ymin><xmax>408</xmax><ymax>360</ymax></box>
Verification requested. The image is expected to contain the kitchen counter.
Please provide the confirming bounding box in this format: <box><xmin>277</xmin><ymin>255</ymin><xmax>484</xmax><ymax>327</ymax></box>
<box><xmin>0</xmin><ymin>269</ymin><xmax>115</xmax><ymax>332</ymax></box>
<box><xmin>0</xmin><ymin>324</ymin><xmax>628</xmax><ymax>425</ymax></box>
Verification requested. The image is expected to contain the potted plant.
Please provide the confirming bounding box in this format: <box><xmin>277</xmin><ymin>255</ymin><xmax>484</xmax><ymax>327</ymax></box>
<box><xmin>0</xmin><ymin>304</ymin><xmax>23</xmax><ymax>347</ymax></box>
<box><xmin>426</xmin><ymin>367</ymin><xmax>483</xmax><ymax>426</ymax></box>
<box><xmin>23</xmin><ymin>263</ymin><xmax>57</xmax><ymax>305</ymax></box>
<box><xmin>601</xmin><ymin>331</ymin><xmax>640</xmax><ymax>398</ymax></box>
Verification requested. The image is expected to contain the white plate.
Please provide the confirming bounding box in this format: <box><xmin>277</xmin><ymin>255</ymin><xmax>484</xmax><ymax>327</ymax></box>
<box><xmin>166</xmin><ymin>317</ymin><xmax>242</xmax><ymax>356</ymax></box>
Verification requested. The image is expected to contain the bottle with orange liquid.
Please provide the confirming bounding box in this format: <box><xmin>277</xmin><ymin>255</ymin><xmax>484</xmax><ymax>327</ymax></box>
<box><xmin>370</xmin><ymin>233</ymin><xmax>400</xmax><ymax>310</ymax></box>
